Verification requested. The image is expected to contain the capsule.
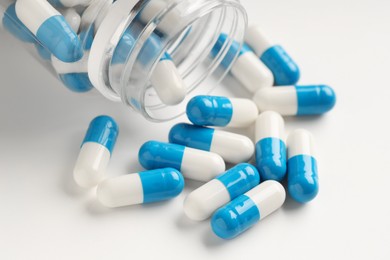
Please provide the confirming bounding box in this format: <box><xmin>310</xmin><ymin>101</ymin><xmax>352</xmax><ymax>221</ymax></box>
<box><xmin>187</xmin><ymin>95</ymin><xmax>258</xmax><ymax>128</ymax></box>
<box><xmin>97</xmin><ymin>168</ymin><xmax>185</xmax><ymax>207</ymax></box>
<box><xmin>52</xmin><ymin>52</ymin><xmax>94</xmax><ymax>92</ymax></box>
<box><xmin>112</xmin><ymin>24</ymin><xmax>186</xmax><ymax>105</ymax></box>
<box><xmin>61</xmin><ymin>8</ymin><xmax>81</xmax><ymax>33</ymax></box>
<box><xmin>138</xmin><ymin>141</ymin><xmax>225</xmax><ymax>182</ymax></box>
<box><xmin>35</xmin><ymin>42</ymin><xmax>52</xmax><ymax>60</ymax></box>
<box><xmin>253</xmin><ymin>85</ymin><xmax>336</xmax><ymax>116</ymax></box>
<box><xmin>15</xmin><ymin>0</ymin><xmax>83</xmax><ymax>62</ymax></box>
<box><xmin>138</xmin><ymin>0</ymin><xmax>181</xmax><ymax>36</ymax></box>
<box><xmin>211</xmin><ymin>180</ymin><xmax>285</xmax><ymax>239</ymax></box>
<box><xmin>287</xmin><ymin>129</ymin><xmax>319</xmax><ymax>203</ymax></box>
<box><xmin>184</xmin><ymin>163</ymin><xmax>260</xmax><ymax>221</ymax></box>
<box><xmin>48</xmin><ymin>0</ymin><xmax>92</xmax><ymax>8</ymax></box>
<box><xmin>150</xmin><ymin>53</ymin><xmax>186</xmax><ymax>105</ymax></box>
<box><xmin>255</xmin><ymin>111</ymin><xmax>287</xmax><ymax>181</ymax></box>
<box><xmin>80</xmin><ymin>0</ymin><xmax>113</xmax><ymax>34</ymax></box>
<box><xmin>73</xmin><ymin>115</ymin><xmax>119</xmax><ymax>188</ymax></box>
<box><xmin>210</xmin><ymin>33</ymin><xmax>273</xmax><ymax>93</ymax></box>
<box><xmin>245</xmin><ymin>25</ymin><xmax>300</xmax><ymax>86</ymax></box>
<box><xmin>2</xmin><ymin>1</ymin><xmax>35</xmax><ymax>43</ymax></box>
<box><xmin>169</xmin><ymin>123</ymin><xmax>254</xmax><ymax>164</ymax></box>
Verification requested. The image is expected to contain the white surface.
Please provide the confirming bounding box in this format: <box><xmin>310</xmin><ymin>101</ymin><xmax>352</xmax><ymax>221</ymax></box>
<box><xmin>150</xmin><ymin>59</ymin><xmax>186</xmax><ymax>105</ymax></box>
<box><xmin>184</xmin><ymin>179</ymin><xmax>230</xmax><ymax>221</ymax></box>
<box><xmin>245</xmin><ymin>25</ymin><xmax>272</xmax><ymax>56</ymax></box>
<box><xmin>230</xmin><ymin>52</ymin><xmax>274</xmax><ymax>93</ymax></box>
<box><xmin>287</xmin><ymin>129</ymin><xmax>316</xmax><ymax>159</ymax></box>
<box><xmin>15</xmin><ymin>0</ymin><xmax>59</xmax><ymax>34</ymax></box>
<box><xmin>210</xmin><ymin>130</ymin><xmax>254</xmax><ymax>164</ymax></box>
<box><xmin>97</xmin><ymin>173</ymin><xmax>144</xmax><ymax>207</ymax></box>
<box><xmin>73</xmin><ymin>142</ymin><xmax>110</xmax><ymax>188</ymax></box>
<box><xmin>253</xmin><ymin>86</ymin><xmax>298</xmax><ymax>115</ymax></box>
<box><xmin>229</xmin><ymin>98</ymin><xmax>258</xmax><ymax>127</ymax></box>
<box><xmin>1</xmin><ymin>0</ymin><xmax>390</xmax><ymax>259</ymax></box>
<box><xmin>246</xmin><ymin>180</ymin><xmax>286</xmax><ymax>220</ymax></box>
<box><xmin>181</xmin><ymin>148</ymin><xmax>225</xmax><ymax>182</ymax></box>
<box><xmin>255</xmin><ymin>111</ymin><xmax>285</xmax><ymax>141</ymax></box>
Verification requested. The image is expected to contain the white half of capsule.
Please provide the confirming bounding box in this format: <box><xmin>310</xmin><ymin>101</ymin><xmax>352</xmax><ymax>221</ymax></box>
<box><xmin>246</xmin><ymin>180</ymin><xmax>285</xmax><ymax>220</ymax></box>
<box><xmin>253</xmin><ymin>87</ymin><xmax>298</xmax><ymax>115</ymax></box>
<box><xmin>150</xmin><ymin>59</ymin><xmax>186</xmax><ymax>105</ymax></box>
<box><xmin>245</xmin><ymin>25</ymin><xmax>273</xmax><ymax>56</ymax></box>
<box><xmin>97</xmin><ymin>173</ymin><xmax>144</xmax><ymax>207</ymax></box>
<box><xmin>81</xmin><ymin>0</ymin><xmax>113</xmax><ymax>33</ymax></box>
<box><xmin>56</xmin><ymin>0</ymin><xmax>92</xmax><ymax>8</ymax></box>
<box><xmin>255</xmin><ymin>111</ymin><xmax>285</xmax><ymax>142</ymax></box>
<box><xmin>230</xmin><ymin>52</ymin><xmax>274</xmax><ymax>93</ymax></box>
<box><xmin>61</xmin><ymin>8</ymin><xmax>81</xmax><ymax>33</ymax></box>
<box><xmin>229</xmin><ymin>98</ymin><xmax>259</xmax><ymax>128</ymax></box>
<box><xmin>184</xmin><ymin>179</ymin><xmax>230</xmax><ymax>221</ymax></box>
<box><xmin>139</xmin><ymin>0</ymin><xmax>182</xmax><ymax>35</ymax></box>
<box><xmin>210</xmin><ymin>130</ymin><xmax>254</xmax><ymax>164</ymax></box>
<box><xmin>73</xmin><ymin>142</ymin><xmax>111</xmax><ymax>188</ymax></box>
<box><xmin>52</xmin><ymin>51</ymin><xmax>89</xmax><ymax>74</ymax></box>
<box><xmin>181</xmin><ymin>148</ymin><xmax>225</xmax><ymax>182</ymax></box>
<box><xmin>15</xmin><ymin>0</ymin><xmax>60</xmax><ymax>35</ymax></box>
<box><xmin>287</xmin><ymin>129</ymin><xmax>316</xmax><ymax>159</ymax></box>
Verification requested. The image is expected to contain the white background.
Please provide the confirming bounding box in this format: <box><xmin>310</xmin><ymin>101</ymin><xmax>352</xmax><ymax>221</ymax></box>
<box><xmin>1</xmin><ymin>0</ymin><xmax>390</xmax><ymax>259</ymax></box>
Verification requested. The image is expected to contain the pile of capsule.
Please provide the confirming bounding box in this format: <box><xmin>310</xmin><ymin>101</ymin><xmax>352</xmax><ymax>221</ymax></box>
<box><xmin>2</xmin><ymin>0</ymin><xmax>187</xmax><ymax>105</ymax></box>
<box><xmin>73</xmin><ymin>23</ymin><xmax>336</xmax><ymax>239</ymax></box>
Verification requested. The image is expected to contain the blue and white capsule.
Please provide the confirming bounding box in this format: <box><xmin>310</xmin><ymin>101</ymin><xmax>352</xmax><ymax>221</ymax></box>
<box><xmin>138</xmin><ymin>0</ymin><xmax>181</xmax><ymax>36</ymax></box>
<box><xmin>15</xmin><ymin>0</ymin><xmax>83</xmax><ymax>62</ymax></box>
<box><xmin>73</xmin><ymin>116</ymin><xmax>119</xmax><ymax>188</ymax></box>
<box><xmin>169</xmin><ymin>123</ymin><xmax>254</xmax><ymax>164</ymax></box>
<box><xmin>255</xmin><ymin>111</ymin><xmax>287</xmax><ymax>181</ymax></box>
<box><xmin>245</xmin><ymin>25</ymin><xmax>300</xmax><ymax>86</ymax></box>
<box><xmin>139</xmin><ymin>141</ymin><xmax>225</xmax><ymax>182</ymax></box>
<box><xmin>253</xmin><ymin>85</ymin><xmax>336</xmax><ymax>116</ymax></box>
<box><xmin>184</xmin><ymin>163</ymin><xmax>260</xmax><ymax>221</ymax></box>
<box><xmin>211</xmin><ymin>33</ymin><xmax>273</xmax><ymax>93</ymax></box>
<box><xmin>97</xmin><ymin>168</ymin><xmax>184</xmax><ymax>207</ymax></box>
<box><xmin>52</xmin><ymin>52</ymin><xmax>94</xmax><ymax>92</ymax></box>
<box><xmin>287</xmin><ymin>129</ymin><xmax>319</xmax><ymax>203</ymax></box>
<box><xmin>111</xmin><ymin>23</ymin><xmax>186</xmax><ymax>105</ymax></box>
<box><xmin>211</xmin><ymin>180</ymin><xmax>285</xmax><ymax>240</ymax></box>
<box><xmin>48</xmin><ymin>0</ymin><xmax>92</xmax><ymax>8</ymax></box>
<box><xmin>2</xmin><ymin>1</ymin><xmax>35</xmax><ymax>43</ymax></box>
<box><xmin>187</xmin><ymin>95</ymin><xmax>258</xmax><ymax>128</ymax></box>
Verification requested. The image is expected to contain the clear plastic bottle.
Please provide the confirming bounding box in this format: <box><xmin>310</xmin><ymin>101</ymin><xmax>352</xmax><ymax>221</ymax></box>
<box><xmin>0</xmin><ymin>0</ymin><xmax>247</xmax><ymax>121</ymax></box>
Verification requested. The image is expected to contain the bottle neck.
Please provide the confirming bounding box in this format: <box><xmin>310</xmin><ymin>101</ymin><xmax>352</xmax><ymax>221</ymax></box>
<box><xmin>57</xmin><ymin>0</ymin><xmax>247</xmax><ymax>122</ymax></box>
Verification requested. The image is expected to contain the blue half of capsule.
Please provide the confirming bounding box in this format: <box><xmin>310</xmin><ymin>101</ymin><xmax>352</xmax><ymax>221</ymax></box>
<box><xmin>112</xmin><ymin>22</ymin><xmax>167</xmax><ymax>66</ymax></box>
<box><xmin>216</xmin><ymin>163</ymin><xmax>260</xmax><ymax>199</ymax></box>
<box><xmin>296</xmin><ymin>85</ymin><xmax>336</xmax><ymax>115</ymax></box>
<box><xmin>35</xmin><ymin>43</ymin><xmax>51</xmax><ymax>60</ymax></box>
<box><xmin>186</xmin><ymin>96</ymin><xmax>233</xmax><ymax>127</ymax></box>
<box><xmin>287</xmin><ymin>155</ymin><xmax>319</xmax><ymax>203</ymax></box>
<box><xmin>82</xmin><ymin>115</ymin><xmax>119</xmax><ymax>154</ymax></box>
<box><xmin>211</xmin><ymin>195</ymin><xmax>260</xmax><ymax>239</ymax></box>
<box><xmin>255</xmin><ymin>137</ymin><xmax>287</xmax><ymax>181</ymax></box>
<box><xmin>36</xmin><ymin>15</ymin><xmax>83</xmax><ymax>62</ymax></box>
<box><xmin>59</xmin><ymin>73</ymin><xmax>94</xmax><ymax>93</ymax></box>
<box><xmin>2</xmin><ymin>3</ymin><xmax>35</xmax><ymax>43</ymax></box>
<box><xmin>139</xmin><ymin>168</ymin><xmax>185</xmax><ymax>203</ymax></box>
<box><xmin>169</xmin><ymin>123</ymin><xmax>214</xmax><ymax>151</ymax></box>
<box><xmin>210</xmin><ymin>33</ymin><xmax>252</xmax><ymax>68</ymax></box>
<box><xmin>138</xmin><ymin>141</ymin><xmax>185</xmax><ymax>171</ymax></box>
<box><xmin>260</xmin><ymin>45</ymin><xmax>300</xmax><ymax>86</ymax></box>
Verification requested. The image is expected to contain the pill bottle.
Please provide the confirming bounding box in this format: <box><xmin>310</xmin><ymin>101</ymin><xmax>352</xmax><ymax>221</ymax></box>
<box><xmin>0</xmin><ymin>0</ymin><xmax>247</xmax><ymax>121</ymax></box>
